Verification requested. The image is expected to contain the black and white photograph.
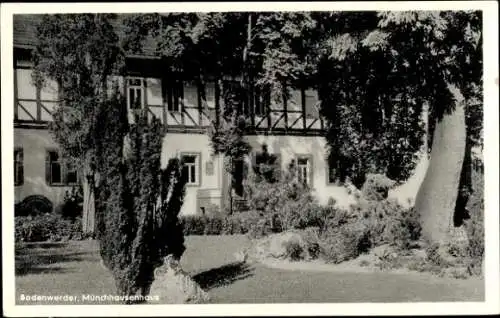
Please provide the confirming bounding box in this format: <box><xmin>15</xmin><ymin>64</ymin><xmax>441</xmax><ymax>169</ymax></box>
<box><xmin>1</xmin><ymin>1</ymin><xmax>499</xmax><ymax>316</ymax></box>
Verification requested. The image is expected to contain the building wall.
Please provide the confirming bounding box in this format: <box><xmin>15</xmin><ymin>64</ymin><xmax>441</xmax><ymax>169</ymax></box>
<box><xmin>247</xmin><ymin>134</ymin><xmax>429</xmax><ymax>209</ymax></box>
<box><xmin>13</xmin><ymin>53</ymin><xmax>430</xmax><ymax>215</ymax></box>
<box><xmin>13</xmin><ymin>124</ymin><xmax>430</xmax><ymax>214</ymax></box>
<box><xmin>246</xmin><ymin>135</ymin><xmax>353</xmax><ymax>207</ymax></box>
<box><xmin>14</xmin><ymin>128</ymin><xmax>71</xmax><ymax>206</ymax></box>
<box><xmin>160</xmin><ymin>133</ymin><xmax>225</xmax><ymax>216</ymax></box>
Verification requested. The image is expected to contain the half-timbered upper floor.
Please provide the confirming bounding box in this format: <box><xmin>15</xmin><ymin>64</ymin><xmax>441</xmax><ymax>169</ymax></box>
<box><xmin>13</xmin><ymin>15</ymin><xmax>325</xmax><ymax>136</ymax></box>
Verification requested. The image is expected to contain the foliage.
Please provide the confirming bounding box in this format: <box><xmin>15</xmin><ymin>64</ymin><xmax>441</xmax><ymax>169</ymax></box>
<box><xmin>55</xmin><ymin>186</ymin><xmax>84</xmax><ymax>219</ymax></box>
<box><xmin>350</xmin><ymin>176</ymin><xmax>422</xmax><ymax>249</ymax></box>
<box><xmin>15</xmin><ymin>214</ymin><xmax>85</xmax><ymax>243</ymax></box>
<box><xmin>309</xmin><ymin>205</ymin><xmax>352</xmax><ymax>235</ymax></box>
<box><xmin>180</xmin><ymin>212</ymin><xmax>265</xmax><ymax>236</ymax></box>
<box><xmin>283</xmin><ymin>240</ymin><xmax>305</xmax><ymax>262</ymax></box>
<box><xmin>15</xmin><ymin>195</ymin><xmax>54</xmax><ymax>217</ymax></box>
<box><xmin>360</xmin><ymin>173</ymin><xmax>397</xmax><ymax>201</ymax></box>
<box><xmin>318</xmin><ymin>222</ymin><xmax>371</xmax><ymax>264</ymax></box>
<box><xmin>464</xmin><ymin>169</ymin><xmax>484</xmax><ymax>275</ymax></box>
<box><xmin>374</xmin><ymin>248</ymin><xmax>404</xmax><ymax>271</ymax></box>
<box><xmin>123</xmin><ymin>12</ymin><xmax>483</xmax><ymax>245</ymax></box>
<box><xmin>181</xmin><ymin>215</ymin><xmax>226</xmax><ymax>236</ymax></box>
<box><xmin>382</xmin><ymin>207</ymin><xmax>422</xmax><ymax>250</ymax></box>
<box><xmin>95</xmin><ymin>108</ymin><xmax>187</xmax><ymax>300</ymax></box>
<box><xmin>33</xmin><ymin>14</ymin><xmax>125</xmax><ymax>173</ymax></box>
<box><xmin>301</xmin><ymin>227</ymin><xmax>322</xmax><ymax>260</ymax></box>
<box><xmin>34</xmin><ymin>15</ymin><xmax>188</xmax><ymax>299</ymax></box>
<box><xmin>248</xmin><ymin>229</ymin><xmax>321</xmax><ymax>262</ymax></box>
<box><xmin>244</xmin><ymin>159</ymin><xmax>318</xmax><ymax>232</ymax></box>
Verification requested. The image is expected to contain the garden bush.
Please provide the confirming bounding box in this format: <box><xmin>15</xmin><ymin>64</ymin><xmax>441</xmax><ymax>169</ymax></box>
<box><xmin>243</xmin><ymin>158</ymin><xmax>319</xmax><ymax>232</ymax></box>
<box><xmin>180</xmin><ymin>212</ymin><xmax>262</xmax><ymax>236</ymax></box>
<box><xmin>464</xmin><ymin>169</ymin><xmax>484</xmax><ymax>276</ymax></box>
<box><xmin>54</xmin><ymin>186</ymin><xmax>84</xmax><ymax>220</ymax></box>
<box><xmin>360</xmin><ymin>173</ymin><xmax>396</xmax><ymax>201</ymax></box>
<box><xmin>15</xmin><ymin>214</ymin><xmax>85</xmax><ymax>243</ymax></box>
<box><xmin>319</xmin><ymin>222</ymin><xmax>371</xmax><ymax>264</ymax></box>
<box><xmin>351</xmin><ymin>177</ymin><xmax>422</xmax><ymax>250</ymax></box>
<box><xmin>15</xmin><ymin>195</ymin><xmax>53</xmax><ymax>217</ymax></box>
<box><xmin>381</xmin><ymin>206</ymin><xmax>422</xmax><ymax>250</ymax></box>
<box><xmin>247</xmin><ymin>229</ymin><xmax>322</xmax><ymax>262</ymax></box>
<box><xmin>301</xmin><ymin>227</ymin><xmax>322</xmax><ymax>259</ymax></box>
<box><xmin>284</xmin><ymin>239</ymin><xmax>305</xmax><ymax>261</ymax></box>
<box><xmin>181</xmin><ymin>215</ymin><xmax>210</xmax><ymax>235</ymax></box>
<box><xmin>404</xmin><ymin>169</ymin><xmax>485</xmax><ymax>278</ymax></box>
<box><xmin>222</xmin><ymin>213</ymin><xmax>251</xmax><ymax>234</ymax></box>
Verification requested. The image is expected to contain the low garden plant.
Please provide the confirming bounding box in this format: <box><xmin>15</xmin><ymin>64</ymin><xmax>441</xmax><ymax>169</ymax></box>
<box><xmin>15</xmin><ymin>213</ymin><xmax>86</xmax><ymax>243</ymax></box>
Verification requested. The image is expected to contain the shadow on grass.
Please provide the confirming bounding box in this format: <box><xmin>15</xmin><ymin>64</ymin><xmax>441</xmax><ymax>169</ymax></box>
<box><xmin>15</xmin><ymin>247</ymin><xmax>91</xmax><ymax>276</ymax></box>
<box><xmin>192</xmin><ymin>261</ymin><xmax>254</xmax><ymax>291</ymax></box>
<box><xmin>21</xmin><ymin>242</ymin><xmax>71</xmax><ymax>249</ymax></box>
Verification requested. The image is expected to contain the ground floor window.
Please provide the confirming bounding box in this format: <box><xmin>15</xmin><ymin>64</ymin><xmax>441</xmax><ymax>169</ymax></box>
<box><xmin>296</xmin><ymin>156</ymin><xmax>312</xmax><ymax>186</ymax></box>
<box><xmin>253</xmin><ymin>144</ymin><xmax>279</xmax><ymax>182</ymax></box>
<box><xmin>45</xmin><ymin>150</ymin><xmax>79</xmax><ymax>186</ymax></box>
<box><xmin>327</xmin><ymin>162</ymin><xmax>338</xmax><ymax>184</ymax></box>
<box><xmin>14</xmin><ymin>148</ymin><xmax>24</xmax><ymax>186</ymax></box>
<box><xmin>181</xmin><ymin>153</ymin><xmax>200</xmax><ymax>186</ymax></box>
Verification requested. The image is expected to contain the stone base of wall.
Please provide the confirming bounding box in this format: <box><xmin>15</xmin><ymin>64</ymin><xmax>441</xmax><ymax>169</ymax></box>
<box><xmin>196</xmin><ymin>188</ymin><xmax>224</xmax><ymax>216</ymax></box>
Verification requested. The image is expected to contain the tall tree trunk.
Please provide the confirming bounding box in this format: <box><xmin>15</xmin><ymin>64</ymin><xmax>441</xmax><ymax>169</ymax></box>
<box><xmin>82</xmin><ymin>163</ymin><xmax>95</xmax><ymax>234</ymax></box>
<box><xmin>454</xmin><ymin>134</ymin><xmax>473</xmax><ymax>227</ymax></box>
<box><xmin>415</xmin><ymin>86</ymin><xmax>467</xmax><ymax>244</ymax></box>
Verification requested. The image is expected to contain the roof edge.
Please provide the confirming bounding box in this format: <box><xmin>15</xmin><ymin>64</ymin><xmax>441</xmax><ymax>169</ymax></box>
<box><xmin>13</xmin><ymin>44</ymin><xmax>162</xmax><ymax>60</ymax></box>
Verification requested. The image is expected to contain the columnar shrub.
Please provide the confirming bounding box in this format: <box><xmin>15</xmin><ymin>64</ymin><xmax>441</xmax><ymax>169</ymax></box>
<box><xmin>95</xmin><ymin>104</ymin><xmax>186</xmax><ymax>300</ymax></box>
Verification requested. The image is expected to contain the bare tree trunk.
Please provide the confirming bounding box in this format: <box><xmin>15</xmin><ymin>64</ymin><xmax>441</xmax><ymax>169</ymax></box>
<box><xmin>82</xmin><ymin>164</ymin><xmax>95</xmax><ymax>234</ymax></box>
<box><xmin>415</xmin><ymin>86</ymin><xmax>467</xmax><ymax>244</ymax></box>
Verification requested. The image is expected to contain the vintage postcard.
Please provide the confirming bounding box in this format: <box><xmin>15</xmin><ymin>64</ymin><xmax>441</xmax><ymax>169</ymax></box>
<box><xmin>1</xmin><ymin>1</ymin><xmax>499</xmax><ymax>316</ymax></box>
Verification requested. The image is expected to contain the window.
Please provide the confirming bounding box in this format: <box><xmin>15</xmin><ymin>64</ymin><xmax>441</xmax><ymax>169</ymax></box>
<box><xmin>253</xmin><ymin>86</ymin><xmax>270</xmax><ymax>117</ymax></box>
<box><xmin>168</xmin><ymin>81</ymin><xmax>183</xmax><ymax>112</ymax></box>
<box><xmin>296</xmin><ymin>156</ymin><xmax>311</xmax><ymax>186</ymax></box>
<box><xmin>327</xmin><ymin>164</ymin><xmax>337</xmax><ymax>184</ymax></box>
<box><xmin>304</xmin><ymin>89</ymin><xmax>320</xmax><ymax>118</ymax></box>
<box><xmin>181</xmin><ymin>153</ymin><xmax>200</xmax><ymax>186</ymax></box>
<box><xmin>127</xmin><ymin>78</ymin><xmax>145</xmax><ymax>110</ymax></box>
<box><xmin>253</xmin><ymin>145</ymin><xmax>279</xmax><ymax>182</ymax></box>
<box><xmin>45</xmin><ymin>150</ymin><xmax>79</xmax><ymax>186</ymax></box>
<box><xmin>14</xmin><ymin>148</ymin><xmax>24</xmax><ymax>186</ymax></box>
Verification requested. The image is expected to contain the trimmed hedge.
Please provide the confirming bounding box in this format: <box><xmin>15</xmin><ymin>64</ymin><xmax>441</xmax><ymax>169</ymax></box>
<box><xmin>15</xmin><ymin>214</ymin><xmax>87</xmax><ymax>243</ymax></box>
<box><xmin>180</xmin><ymin>213</ymin><xmax>254</xmax><ymax>236</ymax></box>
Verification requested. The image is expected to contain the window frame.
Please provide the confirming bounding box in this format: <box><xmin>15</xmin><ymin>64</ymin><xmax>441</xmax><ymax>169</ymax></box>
<box><xmin>14</xmin><ymin>148</ymin><xmax>24</xmax><ymax>186</ymax></box>
<box><xmin>167</xmin><ymin>80</ymin><xmax>183</xmax><ymax>113</ymax></box>
<box><xmin>327</xmin><ymin>163</ymin><xmax>337</xmax><ymax>185</ymax></box>
<box><xmin>127</xmin><ymin>77</ymin><xmax>146</xmax><ymax>111</ymax></box>
<box><xmin>14</xmin><ymin>61</ymin><xmax>60</xmax><ymax>123</ymax></box>
<box><xmin>180</xmin><ymin>152</ymin><xmax>201</xmax><ymax>187</ymax></box>
<box><xmin>252</xmin><ymin>148</ymin><xmax>280</xmax><ymax>182</ymax></box>
<box><xmin>45</xmin><ymin>149</ymin><xmax>79</xmax><ymax>187</ymax></box>
<box><xmin>295</xmin><ymin>154</ymin><xmax>312</xmax><ymax>187</ymax></box>
<box><xmin>253</xmin><ymin>86</ymin><xmax>270</xmax><ymax>117</ymax></box>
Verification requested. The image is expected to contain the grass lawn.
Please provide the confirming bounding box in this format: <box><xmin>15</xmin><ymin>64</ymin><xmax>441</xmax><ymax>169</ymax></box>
<box><xmin>15</xmin><ymin>235</ymin><xmax>484</xmax><ymax>305</ymax></box>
